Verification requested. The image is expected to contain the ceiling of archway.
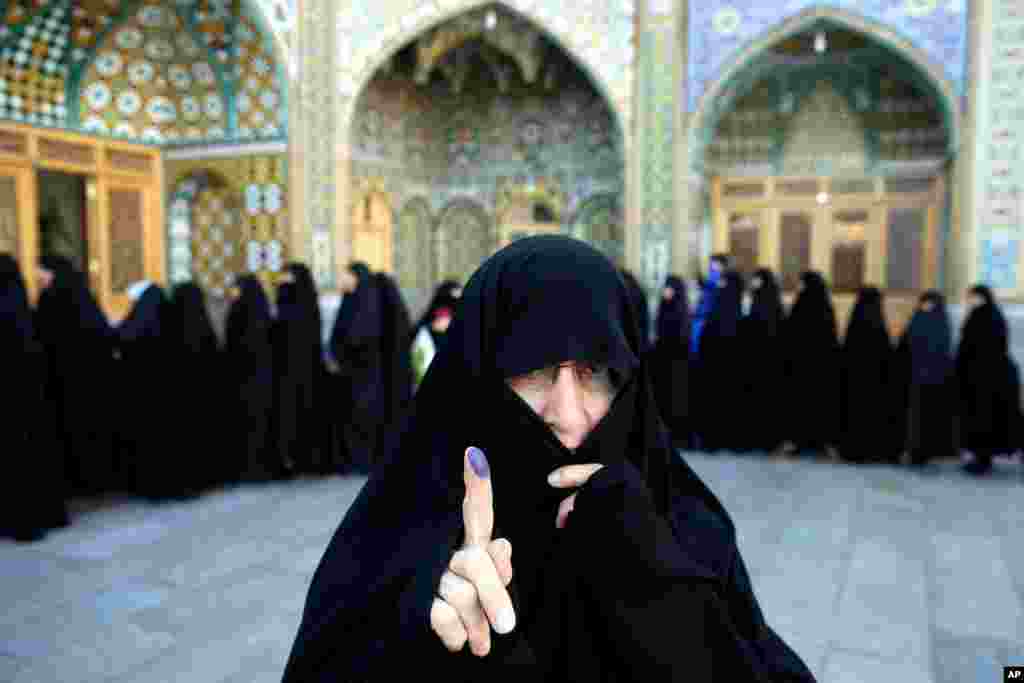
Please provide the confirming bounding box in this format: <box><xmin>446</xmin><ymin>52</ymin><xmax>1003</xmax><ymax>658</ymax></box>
<box><xmin>0</xmin><ymin>0</ymin><xmax>288</xmax><ymax>145</ymax></box>
<box><xmin>688</xmin><ymin>0</ymin><xmax>967</xmax><ymax>112</ymax></box>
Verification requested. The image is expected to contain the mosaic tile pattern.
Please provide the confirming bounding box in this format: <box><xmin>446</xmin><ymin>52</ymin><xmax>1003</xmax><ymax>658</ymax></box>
<box><xmin>0</xmin><ymin>0</ymin><xmax>70</xmax><ymax>126</ymax></box>
<box><xmin>687</xmin><ymin>0</ymin><xmax>968</xmax><ymax>112</ymax></box>
<box><xmin>974</xmin><ymin>0</ymin><xmax>1024</xmax><ymax>293</ymax></box>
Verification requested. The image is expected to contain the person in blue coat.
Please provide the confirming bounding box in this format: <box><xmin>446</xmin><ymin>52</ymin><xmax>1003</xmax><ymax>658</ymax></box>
<box><xmin>690</xmin><ymin>253</ymin><xmax>730</xmax><ymax>355</ymax></box>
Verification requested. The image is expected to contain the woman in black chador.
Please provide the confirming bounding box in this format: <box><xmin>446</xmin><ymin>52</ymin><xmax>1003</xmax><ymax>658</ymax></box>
<box><xmin>695</xmin><ymin>270</ymin><xmax>744</xmax><ymax>452</ymax></box>
<box><xmin>650</xmin><ymin>275</ymin><xmax>691</xmax><ymax>448</ymax></box>
<box><xmin>0</xmin><ymin>254</ymin><xmax>68</xmax><ymax>541</ymax></box>
<box><xmin>956</xmin><ymin>285</ymin><xmax>1020</xmax><ymax>475</ymax></box>
<box><xmin>897</xmin><ymin>291</ymin><xmax>957</xmax><ymax>466</ymax></box>
<box><xmin>838</xmin><ymin>287</ymin><xmax>897</xmax><ymax>464</ymax></box>
<box><xmin>374</xmin><ymin>272</ymin><xmax>415</xmax><ymax>464</ymax></box>
<box><xmin>281</xmin><ymin>236</ymin><xmax>816</xmax><ymax>682</ymax></box>
<box><xmin>327</xmin><ymin>262</ymin><xmax>384</xmax><ymax>474</ymax></box>
<box><xmin>620</xmin><ymin>268</ymin><xmax>651</xmax><ymax>354</ymax></box>
<box><xmin>737</xmin><ymin>268</ymin><xmax>786</xmax><ymax>453</ymax></box>
<box><xmin>34</xmin><ymin>253</ymin><xmax>117</xmax><ymax>495</ymax></box>
<box><xmin>413</xmin><ymin>280</ymin><xmax>462</xmax><ymax>349</ymax></box>
<box><xmin>272</xmin><ymin>263</ymin><xmax>325</xmax><ymax>476</ymax></box>
<box><xmin>114</xmin><ymin>281</ymin><xmax>175</xmax><ymax>497</ymax></box>
<box><xmin>166</xmin><ymin>281</ymin><xmax>224</xmax><ymax>490</ymax></box>
<box><xmin>782</xmin><ymin>271</ymin><xmax>841</xmax><ymax>456</ymax></box>
<box><xmin>224</xmin><ymin>274</ymin><xmax>278</xmax><ymax>482</ymax></box>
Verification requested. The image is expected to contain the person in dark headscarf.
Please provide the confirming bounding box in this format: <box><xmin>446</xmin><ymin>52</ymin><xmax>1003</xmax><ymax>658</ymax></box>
<box><xmin>896</xmin><ymin>291</ymin><xmax>957</xmax><ymax>466</ymax></box>
<box><xmin>166</xmin><ymin>281</ymin><xmax>224</xmax><ymax>491</ymax></box>
<box><xmin>691</xmin><ymin>253</ymin><xmax>730</xmax><ymax>355</ymax></box>
<box><xmin>413</xmin><ymin>280</ymin><xmax>462</xmax><ymax>348</ymax></box>
<box><xmin>956</xmin><ymin>285</ymin><xmax>1020</xmax><ymax>475</ymax></box>
<box><xmin>781</xmin><ymin>271</ymin><xmax>841</xmax><ymax>457</ymax></box>
<box><xmin>272</xmin><ymin>263</ymin><xmax>326</xmax><ymax>476</ymax></box>
<box><xmin>374</xmin><ymin>272</ymin><xmax>415</xmax><ymax>465</ymax></box>
<box><xmin>838</xmin><ymin>287</ymin><xmax>898</xmax><ymax>464</ymax></box>
<box><xmin>619</xmin><ymin>269</ymin><xmax>651</xmax><ymax>354</ymax></box>
<box><xmin>327</xmin><ymin>262</ymin><xmax>385</xmax><ymax>474</ymax></box>
<box><xmin>694</xmin><ymin>270</ymin><xmax>744</xmax><ymax>452</ymax></box>
<box><xmin>224</xmin><ymin>274</ymin><xmax>278</xmax><ymax>482</ymax></box>
<box><xmin>34</xmin><ymin>253</ymin><xmax>117</xmax><ymax>496</ymax></box>
<box><xmin>114</xmin><ymin>281</ymin><xmax>175</xmax><ymax>497</ymax></box>
<box><xmin>0</xmin><ymin>254</ymin><xmax>69</xmax><ymax>541</ymax></box>
<box><xmin>281</xmin><ymin>236</ymin><xmax>815</xmax><ymax>682</ymax></box>
<box><xmin>737</xmin><ymin>268</ymin><xmax>786</xmax><ymax>453</ymax></box>
<box><xmin>650</xmin><ymin>275</ymin><xmax>691</xmax><ymax>449</ymax></box>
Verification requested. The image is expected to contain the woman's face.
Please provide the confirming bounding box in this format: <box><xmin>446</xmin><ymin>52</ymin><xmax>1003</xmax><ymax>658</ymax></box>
<box><xmin>661</xmin><ymin>286</ymin><xmax>675</xmax><ymax>301</ymax></box>
<box><xmin>506</xmin><ymin>361</ymin><xmax>616</xmax><ymax>452</ymax></box>
<box><xmin>450</xmin><ymin>287</ymin><xmax>463</xmax><ymax>299</ymax></box>
<box><xmin>36</xmin><ymin>266</ymin><xmax>54</xmax><ymax>291</ymax></box>
<box><xmin>750</xmin><ymin>275</ymin><xmax>762</xmax><ymax>291</ymax></box>
<box><xmin>920</xmin><ymin>299</ymin><xmax>934</xmax><ymax>313</ymax></box>
<box><xmin>967</xmin><ymin>292</ymin><xmax>984</xmax><ymax>310</ymax></box>
<box><xmin>340</xmin><ymin>269</ymin><xmax>359</xmax><ymax>293</ymax></box>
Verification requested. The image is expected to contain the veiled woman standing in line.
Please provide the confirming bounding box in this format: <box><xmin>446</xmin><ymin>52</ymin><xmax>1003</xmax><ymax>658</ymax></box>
<box><xmin>956</xmin><ymin>285</ymin><xmax>1020</xmax><ymax>475</ymax></box>
<box><xmin>737</xmin><ymin>269</ymin><xmax>786</xmax><ymax>454</ymax></box>
<box><xmin>224</xmin><ymin>274</ymin><xmax>278</xmax><ymax>482</ymax></box>
<box><xmin>838</xmin><ymin>287</ymin><xmax>897</xmax><ymax>464</ymax></box>
<box><xmin>327</xmin><ymin>262</ymin><xmax>385</xmax><ymax>474</ymax></box>
<box><xmin>694</xmin><ymin>270</ymin><xmax>744</xmax><ymax>452</ymax></box>
<box><xmin>650</xmin><ymin>275</ymin><xmax>691</xmax><ymax>449</ymax></box>
<box><xmin>34</xmin><ymin>254</ymin><xmax>117</xmax><ymax>495</ymax></box>
<box><xmin>781</xmin><ymin>271</ymin><xmax>841</xmax><ymax>457</ymax></box>
<box><xmin>0</xmin><ymin>254</ymin><xmax>68</xmax><ymax>541</ymax></box>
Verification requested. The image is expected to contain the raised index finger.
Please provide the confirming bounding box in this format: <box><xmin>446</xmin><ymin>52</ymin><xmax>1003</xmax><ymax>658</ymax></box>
<box><xmin>463</xmin><ymin>447</ymin><xmax>493</xmax><ymax>547</ymax></box>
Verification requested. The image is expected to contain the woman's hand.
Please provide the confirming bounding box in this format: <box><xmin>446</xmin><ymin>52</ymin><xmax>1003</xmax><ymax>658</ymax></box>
<box><xmin>430</xmin><ymin>447</ymin><xmax>515</xmax><ymax>657</ymax></box>
<box><xmin>547</xmin><ymin>463</ymin><xmax>604</xmax><ymax>528</ymax></box>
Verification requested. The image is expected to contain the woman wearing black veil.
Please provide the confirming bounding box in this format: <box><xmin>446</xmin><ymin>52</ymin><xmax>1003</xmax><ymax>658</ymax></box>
<box><xmin>781</xmin><ymin>271</ymin><xmax>841</xmax><ymax>457</ymax></box>
<box><xmin>838</xmin><ymin>287</ymin><xmax>897</xmax><ymax>464</ymax></box>
<box><xmin>737</xmin><ymin>269</ymin><xmax>786</xmax><ymax>453</ymax></box>
<box><xmin>620</xmin><ymin>268</ymin><xmax>651</xmax><ymax>354</ymax></box>
<box><xmin>327</xmin><ymin>262</ymin><xmax>384</xmax><ymax>474</ymax></box>
<box><xmin>695</xmin><ymin>270</ymin><xmax>744</xmax><ymax>452</ymax></box>
<box><xmin>224</xmin><ymin>274</ymin><xmax>278</xmax><ymax>482</ymax></box>
<box><xmin>413</xmin><ymin>280</ymin><xmax>462</xmax><ymax>349</ymax></box>
<box><xmin>114</xmin><ymin>281</ymin><xmax>175</xmax><ymax>497</ymax></box>
<box><xmin>166</xmin><ymin>281</ymin><xmax>224</xmax><ymax>490</ymax></box>
<box><xmin>35</xmin><ymin>253</ymin><xmax>117</xmax><ymax>495</ymax></box>
<box><xmin>650</xmin><ymin>275</ymin><xmax>691</xmax><ymax>448</ymax></box>
<box><xmin>0</xmin><ymin>254</ymin><xmax>68</xmax><ymax>541</ymax></box>
<box><xmin>272</xmin><ymin>263</ymin><xmax>326</xmax><ymax>476</ymax></box>
<box><xmin>282</xmin><ymin>236</ymin><xmax>815</xmax><ymax>682</ymax></box>
<box><xmin>956</xmin><ymin>285</ymin><xmax>1020</xmax><ymax>475</ymax></box>
<box><xmin>374</xmin><ymin>271</ymin><xmax>415</xmax><ymax>465</ymax></box>
<box><xmin>897</xmin><ymin>291</ymin><xmax>957</xmax><ymax>465</ymax></box>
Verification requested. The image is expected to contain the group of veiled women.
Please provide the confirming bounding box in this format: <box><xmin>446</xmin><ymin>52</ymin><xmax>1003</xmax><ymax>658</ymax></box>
<box><xmin>646</xmin><ymin>254</ymin><xmax>1021</xmax><ymax>475</ymax></box>
<box><xmin>1</xmin><ymin>252</ymin><xmax>448</xmax><ymax>543</ymax></box>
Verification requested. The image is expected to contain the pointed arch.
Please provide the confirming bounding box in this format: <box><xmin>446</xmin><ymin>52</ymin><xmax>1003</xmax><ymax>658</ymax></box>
<box><xmin>688</xmin><ymin>6</ymin><xmax>961</xmax><ymax>173</ymax></box>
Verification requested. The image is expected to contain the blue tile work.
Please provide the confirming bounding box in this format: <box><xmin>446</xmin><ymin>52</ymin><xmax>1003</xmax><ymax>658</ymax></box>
<box><xmin>687</xmin><ymin>0</ymin><xmax>968</xmax><ymax>112</ymax></box>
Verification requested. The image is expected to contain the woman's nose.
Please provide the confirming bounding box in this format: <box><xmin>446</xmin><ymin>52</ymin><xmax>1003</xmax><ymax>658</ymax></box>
<box><xmin>542</xmin><ymin>367</ymin><xmax>589</xmax><ymax>448</ymax></box>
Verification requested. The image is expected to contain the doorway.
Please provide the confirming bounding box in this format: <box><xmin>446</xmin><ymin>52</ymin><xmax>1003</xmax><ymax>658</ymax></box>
<box><xmin>37</xmin><ymin>170</ymin><xmax>89</xmax><ymax>276</ymax></box>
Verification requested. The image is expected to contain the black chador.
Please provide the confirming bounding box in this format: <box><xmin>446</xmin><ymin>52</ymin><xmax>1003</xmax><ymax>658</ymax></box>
<box><xmin>224</xmin><ymin>275</ymin><xmax>278</xmax><ymax>482</ymax></box>
<box><xmin>0</xmin><ymin>254</ymin><xmax>68</xmax><ymax>541</ymax></box>
<box><xmin>281</xmin><ymin>236</ymin><xmax>816</xmax><ymax>682</ymax></box>
<box><xmin>272</xmin><ymin>263</ymin><xmax>326</xmax><ymax>475</ymax></box>
<box><xmin>412</xmin><ymin>280</ymin><xmax>461</xmax><ymax>351</ymax></box>
<box><xmin>620</xmin><ymin>269</ymin><xmax>651</xmax><ymax>354</ymax></box>
<box><xmin>897</xmin><ymin>291</ymin><xmax>957</xmax><ymax>465</ymax></box>
<box><xmin>782</xmin><ymin>271</ymin><xmax>841</xmax><ymax>454</ymax></box>
<box><xmin>166</xmin><ymin>281</ymin><xmax>224</xmax><ymax>490</ymax></box>
<box><xmin>956</xmin><ymin>285</ymin><xmax>1020</xmax><ymax>475</ymax></box>
<box><xmin>374</xmin><ymin>272</ymin><xmax>414</xmax><ymax>465</ymax></box>
<box><xmin>650</xmin><ymin>275</ymin><xmax>691</xmax><ymax>449</ymax></box>
<box><xmin>838</xmin><ymin>287</ymin><xmax>897</xmax><ymax>464</ymax></box>
<box><xmin>34</xmin><ymin>254</ymin><xmax>117</xmax><ymax>495</ymax></box>
<box><xmin>737</xmin><ymin>269</ymin><xmax>786</xmax><ymax>453</ymax></box>
<box><xmin>695</xmin><ymin>270</ymin><xmax>744</xmax><ymax>452</ymax></box>
<box><xmin>328</xmin><ymin>262</ymin><xmax>385</xmax><ymax>474</ymax></box>
<box><xmin>115</xmin><ymin>282</ymin><xmax>175</xmax><ymax>497</ymax></box>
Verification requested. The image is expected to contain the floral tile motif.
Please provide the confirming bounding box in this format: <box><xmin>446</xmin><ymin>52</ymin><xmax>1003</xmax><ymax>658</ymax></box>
<box><xmin>0</xmin><ymin>0</ymin><xmax>70</xmax><ymax>127</ymax></box>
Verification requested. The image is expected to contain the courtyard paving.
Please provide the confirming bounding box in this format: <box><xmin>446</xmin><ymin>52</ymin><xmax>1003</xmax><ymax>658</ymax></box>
<box><xmin>1</xmin><ymin>453</ymin><xmax>1021</xmax><ymax>682</ymax></box>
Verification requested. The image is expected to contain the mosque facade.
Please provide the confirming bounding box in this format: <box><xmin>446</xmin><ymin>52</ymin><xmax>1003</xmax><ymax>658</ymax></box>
<box><xmin>0</xmin><ymin>0</ymin><xmax>1014</xmax><ymax>332</ymax></box>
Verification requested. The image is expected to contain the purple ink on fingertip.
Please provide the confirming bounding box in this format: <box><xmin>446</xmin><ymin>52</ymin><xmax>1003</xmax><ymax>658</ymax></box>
<box><xmin>467</xmin><ymin>447</ymin><xmax>490</xmax><ymax>478</ymax></box>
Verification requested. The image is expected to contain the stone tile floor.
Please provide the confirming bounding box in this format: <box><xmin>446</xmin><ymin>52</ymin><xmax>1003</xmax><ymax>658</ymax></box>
<box><xmin>1</xmin><ymin>453</ymin><xmax>1021</xmax><ymax>682</ymax></box>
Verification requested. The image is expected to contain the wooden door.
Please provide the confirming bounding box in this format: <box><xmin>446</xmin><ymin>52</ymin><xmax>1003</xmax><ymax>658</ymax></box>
<box><xmin>0</xmin><ymin>161</ymin><xmax>37</xmax><ymax>299</ymax></box>
<box><xmin>351</xmin><ymin>192</ymin><xmax>393</xmax><ymax>273</ymax></box>
<box><xmin>97</xmin><ymin>176</ymin><xmax>161</xmax><ymax>321</ymax></box>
